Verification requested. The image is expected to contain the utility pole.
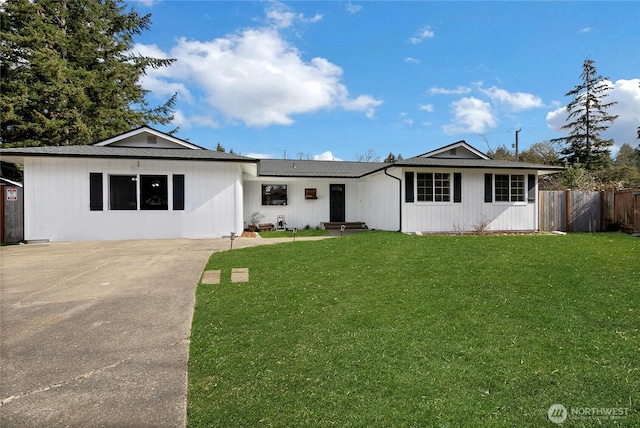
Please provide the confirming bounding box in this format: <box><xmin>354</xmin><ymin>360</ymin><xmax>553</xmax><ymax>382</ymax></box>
<box><xmin>514</xmin><ymin>128</ymin><xmax>521</xmax><ymax>162</ymax></box>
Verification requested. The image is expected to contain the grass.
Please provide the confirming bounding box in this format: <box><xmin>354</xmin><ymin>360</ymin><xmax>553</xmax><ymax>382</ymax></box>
<box><xmin>188</xmin><ymin>232</ymin><xmax>639</xmax><ymax>427</ymax></box>
<box><xmin>258</xmin><ymin>229</ymin><xmax>330</xmax><ymax>238</ymax></box>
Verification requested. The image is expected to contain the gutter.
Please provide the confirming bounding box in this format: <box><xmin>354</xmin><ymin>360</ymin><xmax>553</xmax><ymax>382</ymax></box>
<box><xmin>384</xmin><ymin>165</ymin><xmax>402</xmax><ymax>232</ymax></box>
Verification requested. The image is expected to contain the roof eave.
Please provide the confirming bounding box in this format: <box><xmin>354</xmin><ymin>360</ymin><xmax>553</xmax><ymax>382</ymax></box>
<box><xmin>0</xmin><ymin>151</ymin><xmax>259</xmax><ymax>163</ymax></box>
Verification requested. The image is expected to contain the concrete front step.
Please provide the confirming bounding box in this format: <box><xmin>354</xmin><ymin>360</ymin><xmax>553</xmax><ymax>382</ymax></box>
<box><xmin>320</xmin><ymin>221</ymin><xmax>368</xmax><ymax>230</ymax></box>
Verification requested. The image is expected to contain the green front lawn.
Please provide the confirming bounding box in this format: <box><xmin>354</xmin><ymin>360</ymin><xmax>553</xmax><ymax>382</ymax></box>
<box><xmin>258</xmin><ymin>229</ymin><xmax>330</xmax><ymax>238</ymax></box>
<box><xmin>189</xmin><ymin>232</ymin><xmax>639</xmax><ymax>427</ymax></box>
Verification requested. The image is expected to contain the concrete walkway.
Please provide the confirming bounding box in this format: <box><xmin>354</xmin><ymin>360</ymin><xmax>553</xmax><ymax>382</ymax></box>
<box><xmin>0</xmin><ymin>237</ymin><xmax>326</xmax><ymax>427</ymax></box>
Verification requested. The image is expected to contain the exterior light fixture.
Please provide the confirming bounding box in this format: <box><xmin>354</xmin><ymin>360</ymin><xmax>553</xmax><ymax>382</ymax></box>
<box><xmin>230</xmin><ymin>232</ymin><xmax>236</xmax><ymax>250</ymax></box>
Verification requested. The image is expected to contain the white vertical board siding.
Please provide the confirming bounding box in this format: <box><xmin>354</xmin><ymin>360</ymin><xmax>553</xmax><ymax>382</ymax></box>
<box><xmin>243</xmin><ymin>177</ymin><xmax>364</xmax><ymax>230</ymax></box>
<box><xmin>359</xmin><ymin>170</ymin><xmax>401</xmax><ymax>231</ymax></box>
<box><xmin>23</xmin><ymin>157</ymin><xmax>244</xmax><ymax>241</ymax></box>
<box><xmin>401</xmin><ymin>169</ymin><xmax>538</xmax><ymax>233</ymax></box>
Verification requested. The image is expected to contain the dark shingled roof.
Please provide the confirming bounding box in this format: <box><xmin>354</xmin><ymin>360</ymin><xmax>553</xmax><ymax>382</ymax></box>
<box><xmin>258</xmin><ymin>159</ymin><xmax>385</xmax><ymax>178</ymax></box>
<box><xmin>1</xmin><ymin>146</ymin><xmax>564</xmax><ymax>174</ymax></box>
<box><xmin>395</xmin><ymin>156</ymin><xmax>565</xmax><ymax>171</ymax></box>
<box><xmin>0</xmin><ymin>145</ymin><xmax>257</xmax><ymax>163</ymax></box>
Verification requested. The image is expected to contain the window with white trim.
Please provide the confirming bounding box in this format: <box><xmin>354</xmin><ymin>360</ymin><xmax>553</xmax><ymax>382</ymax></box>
<box><xmin>494</xmin><ymin>174</ymin><xmax>525</xmax><ymax>202</ymax></box>
<box><xmin>417</xmin><ymin>173</ymin><xmax>450</xmax><ymax>202</ymax></box>
<box><xmin>106</xmin><ymin>174</ymin><xmax>178</xmax><ymax>211</ymax></box>
<box><xmin>262</xmin><ymin>184</ymin><xmax>287</xmax><ymax>205</ymax></box>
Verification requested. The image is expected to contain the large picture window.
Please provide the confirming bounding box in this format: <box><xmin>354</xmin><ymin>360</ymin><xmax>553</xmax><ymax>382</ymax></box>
<box><xmin>417</xmin><ymin>173</ymin><xmax>450</xmax><ymax>202</ymax></box>
<box><xmin>107</xmin><ymin>174</ymin><xmax>179</xmax><ymax>211</ymax></box>
<box><xmin>262</xmin><ymin>185</ymin><xmax>287</xmax><ymax>205</ymax></box>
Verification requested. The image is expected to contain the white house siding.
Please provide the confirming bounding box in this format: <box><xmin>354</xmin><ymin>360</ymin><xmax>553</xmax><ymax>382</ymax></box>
<box><xmin>22</xmin><ymin>157</ymin><xmax>244</xmax><ymax>241</ymax></box>
<box><xmin>243</xmin><ymin>177</ymin><xmax>365</xmax><ymax>230</ymax></box>
<box><xmin>401</xmin><ymin>168</ymin><xmax>538</xmax><ymax>233</ymax></box>
<box><xmin>358</xmin><ymin>170</ymin><xmax>401</xmax><ymax>231</ymax></box>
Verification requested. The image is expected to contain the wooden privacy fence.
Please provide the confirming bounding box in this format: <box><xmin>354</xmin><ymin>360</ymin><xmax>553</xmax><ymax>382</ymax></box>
<box><xmin>539</xmin><ymin>189</ymin><xmax>640</xmax><ymax>233</ymax></box>
<box><xmin>612</xmin><ymin>189</ymin><xmax>640</xmax><ymax>233</ymax></box>
<box><xmin>1</xmin><ymin>184</ymin><xmax>24</xmax><ymax>243</ymax></box>
<box><xmin>539</xmin><ymin>191</ymin><xmax>603</xmax><ymax>232</ymax></box>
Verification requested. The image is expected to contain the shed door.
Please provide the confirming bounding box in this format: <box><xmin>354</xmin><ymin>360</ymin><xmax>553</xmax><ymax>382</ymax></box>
<box><xmin>330</xmin><ymin>184</ymin><xmax>345</xmax><ymax>222</ymax></box>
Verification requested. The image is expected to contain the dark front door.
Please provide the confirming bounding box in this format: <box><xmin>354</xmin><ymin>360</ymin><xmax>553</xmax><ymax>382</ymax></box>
<box><xmin>330</xmin><ymin>184</ymin><xmax>345</xmax><ymax>222</ymax></box>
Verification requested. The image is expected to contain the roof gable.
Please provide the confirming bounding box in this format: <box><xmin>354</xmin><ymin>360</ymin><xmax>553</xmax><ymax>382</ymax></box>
<box><xmin>418</xmin><ymin>141</ymin><xmax>489</xmax><ymax>160</ymax></box>
<box><xmin>93</xmin><ymin>126</ymin><xmax>204</xmax><ymax>150</ymax></box>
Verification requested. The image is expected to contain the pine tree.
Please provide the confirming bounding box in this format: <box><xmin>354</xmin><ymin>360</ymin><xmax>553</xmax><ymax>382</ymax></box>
<box><xmin>552</xmin><ymin>58</ymin><xmax>618</xmax><ymax>170</ymax></box>
<box><xmin>0</xmin><ymin>0</ymin><xmax>176</xmax><ymax>147</ymax></box>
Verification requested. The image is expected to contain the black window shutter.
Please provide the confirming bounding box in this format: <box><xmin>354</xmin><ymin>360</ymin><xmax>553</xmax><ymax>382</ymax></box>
<box><xmin>89</xmin><ymin>173</ymin><xmax>103</xmax><ymax>211</ymax></box>
<box><xmin>528</xmin><ymin>174</ymin><xmax>536</xmax><ymax>203</ymax></box>
<box><xmin>173</xmin><ymin>174</ymin><xmax>185</xmax><ymax>210</ymax></box>
<box><xmin>405</xmin><ymin>172</ymin><xmax>414</xmax><ymax>203</ymax></box>
<box><xmin>453</xmin><ymin>173</ymin><xmax>462</xmax><ymax>203</ymax></box>
<box><xmin>484</xmin><ymin>173</ymin><xmax>493</xmax><ymax>203</ymax></box>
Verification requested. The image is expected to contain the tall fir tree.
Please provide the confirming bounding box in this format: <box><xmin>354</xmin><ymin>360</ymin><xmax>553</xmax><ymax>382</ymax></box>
<box><xmin>552</xmin><ymin>58</ymin><xmax>618</xmax><ymax>170</ymax></box>
<box><xmin>0</xmin><ymin>0</ymin><xmax>176</xmax><ymax>147</ymax></box>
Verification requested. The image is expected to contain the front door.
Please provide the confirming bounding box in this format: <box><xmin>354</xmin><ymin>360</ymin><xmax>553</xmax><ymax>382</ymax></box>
<box><xmin>329</xmin><ymin>184</ymin><xmax>345</xmax><ymax>222</ymax></box>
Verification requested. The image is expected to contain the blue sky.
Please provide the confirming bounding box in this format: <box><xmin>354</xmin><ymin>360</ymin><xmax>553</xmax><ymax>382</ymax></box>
<box><xmin>131</xmin><ymin>1</ymin><xmax>640</xmax><ymax>160</ymax></box>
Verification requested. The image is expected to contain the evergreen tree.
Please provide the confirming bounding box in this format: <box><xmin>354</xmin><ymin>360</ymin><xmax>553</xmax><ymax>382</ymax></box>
<box><xmin>552</xmin><ymin>58</ymin><xmax>618</xmax><ymax>170</ymax></box>
<box><xmin>614</xmin><ymin>143</ymin><xmax>639</xmax><ymax>168</ymax></box>
<box><xmin>0</xmin><ymin>0</ymin><xmax>176</xmax><ymax>147</ymax></box>
<box><xmin>383</xmin><ymin>152</ymin><xmax>403</xmax><ymax>163</ymax></box>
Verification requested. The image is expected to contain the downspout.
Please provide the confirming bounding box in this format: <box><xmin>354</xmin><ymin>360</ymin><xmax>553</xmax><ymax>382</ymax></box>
<box><xmin>384</xmin><ymin>166</ymin><xmax>402</xmax><ymax>232</ymax></box>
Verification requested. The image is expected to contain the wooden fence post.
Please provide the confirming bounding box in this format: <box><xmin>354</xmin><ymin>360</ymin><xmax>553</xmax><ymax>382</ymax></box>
<box><xmin>565</xmin><ymin>190</ymin><xmax>571</xmax><ymax>233</ymax></box>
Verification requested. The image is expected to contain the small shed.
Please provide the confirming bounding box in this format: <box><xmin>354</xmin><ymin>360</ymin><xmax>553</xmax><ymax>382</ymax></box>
<box><xmin>1</xmin><ymin>178</ymin><xmax>24</xmax><ymax>244</ymax></box>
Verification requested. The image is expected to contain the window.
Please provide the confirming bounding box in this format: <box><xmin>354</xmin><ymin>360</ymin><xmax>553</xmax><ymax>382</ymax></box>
<box><xmin>417</xmin><ymin>173</ymin><xmax>450</xmax><ymax>202</ymax></box>
<box><xmin>511</xmin><ymin>175</ymin><xmax>525</xmax><ymax>202</ymax></box>
<box><xmin>492</xmin><ymin>174</ymin><xmax>525</xmax><ymax>202</ymax></box>
<box><xmin>107</xmin><ymin>174</ymin><xmax>180</xmax><ymax>211</ymax></box>
<box><xmin>110</xmin><ymin>175</ymin><xmax>137</xmax><ymax>210</ymax></box>
<box><xmin>140</xmin><ymin>175</ymin><xmax>168</xmax><ymax>210</ymax></box>
<box><xmin>262</xmin><ymin>185</ymin><xmax>287</xmax><ymax>205</ymax></box>
<box><xmin>495</xmin><ymin>174</ymin><xmax>510</xmax><ymax>202</ymax></box>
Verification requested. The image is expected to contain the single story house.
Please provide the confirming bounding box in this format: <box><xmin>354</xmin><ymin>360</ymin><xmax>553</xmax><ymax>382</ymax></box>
<box><xmin>0</xmin><ymin>126</ymin><xmax>563</xmax><ymax>242</ymax></box>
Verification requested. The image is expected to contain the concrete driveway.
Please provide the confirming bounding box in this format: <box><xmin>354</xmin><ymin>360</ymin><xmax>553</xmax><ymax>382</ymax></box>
<box><xmin>0</xmin><ymin>237</ymin><xmax>302</xmax><ymax>427</ymax></box>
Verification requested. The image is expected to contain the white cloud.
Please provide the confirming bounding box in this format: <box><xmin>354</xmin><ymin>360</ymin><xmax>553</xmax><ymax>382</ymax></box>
<box><xmin>429</xmin><ymin>85</ymin><xmax>472</xmax><ymax>95</ymax></box>
<box><xmin>345</xmin><ymin>2</ymin><xmax>362</xmax><ymax>14</ymax></box>
<box><xmin>266</xmin><ymin>2</ymin><xmax>322</xmax><ymax>29</ymax></box>
<box><xmin>137</xmin><ymin>22</ymin><xmax>382</xmax><ymax>127</ymax></box>
<box><xmin>546</xmin><ymin>78</ymin><xmax>640</xmax><ymax>148</ymax></box>
<box><xmin>479</xmin><ymin>86</ymin><xmax>544</xmax><ymax>111</ymax></box>
<box><xmin>342</xmin><ymin>94</ymin><xmax>383</xmax><ymax>119</ymax></box>
<box><xmin>409</xmin><ymin>26</ymin><xmax>434</xmax><ymax>44</ymax></box>
<box><xmin>579</xmin><ymin>27</ymin><xmax>593</xmax><ymax>33</ymax></box>
<box><xmin>404</xmin><ymin>57</ymin><xmax>420</xmax><ymax>64</ymax></box>
<box><xmin>172</xmin><ymin>110</ymin><xmax>218</xmax><ymax>129</ymax></box>
<box><xmin>313</xmin><ymin>151</ymin><xmax>342</xmax><ymax>161</ymax></box>
<box><xmin>419</xmin><ymin>103</ymin><xmax>434</xmax><ymax>112</ymax></box>
<box><xmin>399</xmin><ymin>112</ymin><xmax>414</xmax><ymax>126</ymax></box>
<box><xmin>443</xmin><ymin>97</ymin><xmax>497</xmax><ymax>135</ymax></box>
